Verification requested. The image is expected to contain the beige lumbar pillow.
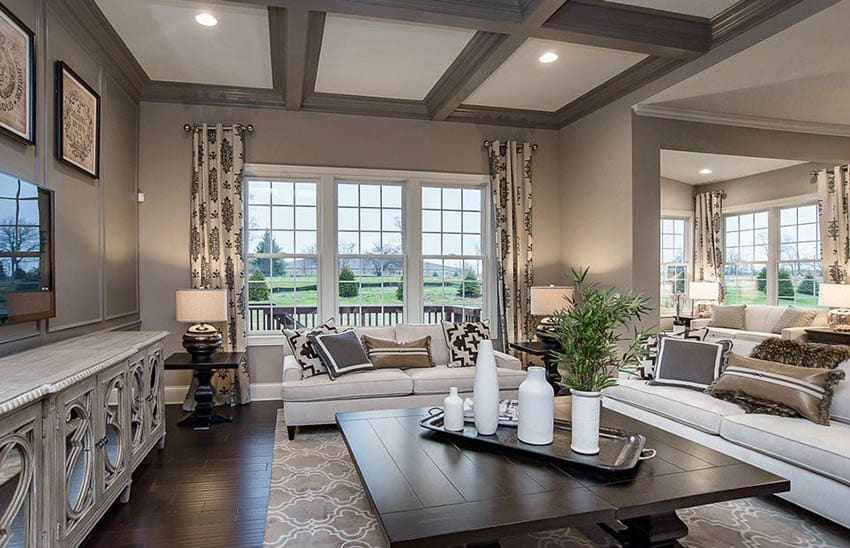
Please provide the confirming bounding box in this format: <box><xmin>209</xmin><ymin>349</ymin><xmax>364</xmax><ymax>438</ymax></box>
<box><xmin>771</xmin><ymin>306</ymin><xmax>817</xmax><ymax>334</ymax></box>
<box><xmin>709</xmin><ymin>304</ymin><xmax>746</xmax><ymax>330</ymax></box>
<box><xmin>360</xmin><ymin>334</ymin><xmax>433</xmax><ymax>369</ymax></box>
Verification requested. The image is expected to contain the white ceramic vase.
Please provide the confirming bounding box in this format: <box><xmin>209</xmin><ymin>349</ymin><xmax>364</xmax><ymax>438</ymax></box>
<box><xmin>517</xmin><ymin>367</ymin><xmax>554</xmax><ymax>445</ymax></box>
<box><xmin>473</xmin><ymin>340</ymin><xmax>500</xmax><ymax>435</ymax></box>
<box><xmin>443</xmin><ymin>387</ymin><xmax>465</xmax><ymax>431</ymax></box>
<box><xmin>570</xmin><ymin>389</ymin><xmax>602</xmax><ymax>455</ymax></box>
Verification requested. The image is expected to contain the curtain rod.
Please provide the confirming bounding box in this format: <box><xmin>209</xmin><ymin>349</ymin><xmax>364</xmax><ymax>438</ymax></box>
<box><xmin>183</xmin><ymin>123</ymin><xmax>254</xmax><ymax>133</ymax></box>
<box><xmin>482</xmin><ymin>140</ymin><xmax>538</xmax><ymax>152</ymax></box>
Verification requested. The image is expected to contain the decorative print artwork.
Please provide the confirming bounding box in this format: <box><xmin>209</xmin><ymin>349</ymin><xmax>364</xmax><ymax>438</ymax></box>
<box><xmin>0</xmin><ymin>4</ymin><xmax>35</xmax><ymax>144</ymax></box>
<box><xmin>56</xmin><ymin>61</ymin><xmax>100</xmax><ymax>178</ymax></box>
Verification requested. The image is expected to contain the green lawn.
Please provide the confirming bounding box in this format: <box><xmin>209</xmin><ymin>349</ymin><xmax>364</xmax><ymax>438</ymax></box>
<box><xmin>724</xmin><ymin>287</ymin><xmax>820</xmax><ymax>308</ymax></box>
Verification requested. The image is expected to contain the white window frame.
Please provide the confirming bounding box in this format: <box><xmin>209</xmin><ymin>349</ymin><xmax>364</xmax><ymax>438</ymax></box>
<box><xmin>659</xmin><ymin>212</ymin><xmax>691</xmax><ymax>317</ymax></box>
<box><xmin>722</xmin><ymin>194</ymin><xmax>820</xmax><ymax>307</ymax></box>
<box><xmin>243</xmin><ymin>164</ymin><xmax>492</xmax><ymax>344</ymax></box>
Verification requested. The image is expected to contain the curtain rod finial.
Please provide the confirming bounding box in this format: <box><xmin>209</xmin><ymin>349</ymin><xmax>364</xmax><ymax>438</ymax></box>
<box><xmin>183</xmin><ymin>124</ymin><xmax>192</xmax><ymax>132</ymax></box>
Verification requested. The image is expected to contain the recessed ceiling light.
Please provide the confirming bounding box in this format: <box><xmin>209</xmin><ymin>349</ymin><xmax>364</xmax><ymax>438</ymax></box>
<box><xmin>195</xmin><ymin>13</ymin><xmax>217</xmax><ymax>27</ymax></box>
<box><xmin>538</xmin><ymin>52</ymin><xmax>558</xmax><ymax>64</ymax></box>
<box><xmin>699</xmin><ymin>168</ymin><xmax>712</xmax><ymax>175</ymax></box>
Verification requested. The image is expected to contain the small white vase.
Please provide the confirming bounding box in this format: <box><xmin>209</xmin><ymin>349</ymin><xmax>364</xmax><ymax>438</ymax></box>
<box><xmin>473</xmin><ymin>340</ymin><xmax>500</xmax><ymax>435</ymax></box>
<box><xmin>518</xmin><ymin>367</ymin><xmax>554</xmax><ymax>445</ymax></box>
<box><xmin>443</xmin><ymin>387</ymin><xmax>464</xmax><ymax>431</ymax></box>
<box><xmin>570</xmin><ymin>389</ymin><xmax>602</xmax><ymax>455</ymax></box>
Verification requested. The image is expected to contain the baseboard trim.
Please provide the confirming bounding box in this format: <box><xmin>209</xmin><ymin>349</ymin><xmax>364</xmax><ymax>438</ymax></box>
<box><xmin>165</xmin><ymin>383</ymin><xmax>282</xmax><ymax>405</ymax></box>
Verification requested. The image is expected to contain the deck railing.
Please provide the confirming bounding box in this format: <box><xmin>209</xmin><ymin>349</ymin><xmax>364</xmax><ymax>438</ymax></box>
<box><xmin>248</xmin><ymin>304</ymin><xmax>481</xmax><ymax>332</ymax></box>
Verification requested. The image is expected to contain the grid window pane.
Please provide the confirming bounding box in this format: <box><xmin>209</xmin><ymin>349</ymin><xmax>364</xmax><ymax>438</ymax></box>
<box><xmin>247</xmin><ymin>179</ymin><xmax>319</xmax><ymax>332</ymax></box>
<box><xmin>724</xmin><ymin>212</ymin><xmax>768</xmax><ymax>306</ymax></box>
<box><xmin>777</xmin><ymin>204</ymin><xmax>822</xmax><ymax>307</ymax></box>
<box><xmin>337</xmin><ymin>182</ymin><xmax>405</xmax><ymax>326</ymax></box>
<box><xmin>423</xmin><ymin>186</ymin><xmax>485</xmax><ymax>323</ymax></box>
<box><xmin>660</xmin><ymin>217</ymin><xmax>688</xmax><ymax>315</ymax></box>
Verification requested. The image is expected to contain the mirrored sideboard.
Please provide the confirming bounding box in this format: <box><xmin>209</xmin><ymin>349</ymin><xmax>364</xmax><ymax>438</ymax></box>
<box><xmin>0</xmin><ymin>331</ymin><xmax>169</xmax><ymax>547</ymax></box>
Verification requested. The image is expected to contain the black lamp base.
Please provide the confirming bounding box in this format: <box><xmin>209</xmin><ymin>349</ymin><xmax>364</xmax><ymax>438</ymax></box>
<box><xmin>182</xmin><ymin>323</ymin><xmax>222</xmax><ymax>362</ymax></box>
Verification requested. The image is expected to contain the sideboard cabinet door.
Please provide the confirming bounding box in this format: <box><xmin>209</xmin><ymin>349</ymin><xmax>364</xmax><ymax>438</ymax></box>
<box><xmin>97</xmin><ymin>362</ymin><xmax>129</xmax><ymax>504</ymax></box>
<box><xmin>145</xmin><ymin>346</ymin><xmax>165</xmax><ymax>443</ymax></box>
<box><xmin>128</xmin><ymin>353</ymin><xmax>146</xmax><ymax>468</ymax></box>
<box><xmin>0</xmin><ymin>404</ymin><xmax>42</xmax><ymax>548</ymax></box>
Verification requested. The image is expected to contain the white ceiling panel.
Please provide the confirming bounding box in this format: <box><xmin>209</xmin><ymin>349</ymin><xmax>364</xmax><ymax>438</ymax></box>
<box><xmin>661</xmin><ymin>151</ymin><xmax>807</xmax><ymax>185</ymax></box>
<box><xmin>315</xmin><ymin>14</ymin><xmax>475</xmax><ymax>100</ymax></box>
<box><xmin>95</xmin><ymin>0</ymin><xmax>272</xmax><ymax>88</ymax></box>
<box><xmin>465</xmin><ymin>39</ymin><xmax>646</xmax><ymax>112</ymax></box>
<box><xmin>610</xmin><ymin>0</ymin><xmax>740</xmax><ymax>19</ymax></box>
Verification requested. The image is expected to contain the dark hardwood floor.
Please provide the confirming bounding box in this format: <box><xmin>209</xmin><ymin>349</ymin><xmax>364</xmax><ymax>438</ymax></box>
<box><xmin>82</xmin><ymin>401</ymin><xmax>280</xmax><ymax>548</ymax></box>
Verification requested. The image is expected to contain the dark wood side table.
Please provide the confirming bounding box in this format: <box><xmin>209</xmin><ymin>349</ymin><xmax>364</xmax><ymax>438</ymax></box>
<box><xmin>804</xmin><ymin>327</ymin><xmax>850</xmax><ymax>346</ymax></box>
<box><xmin>509</xmin><ymin>341</ymin><xmax>561</xmax><ymax>395</ymax></box>
<box><xmin>164</xmin><ymin>351</ymin><xmax>244</xmax><ymax>431</ymax></box>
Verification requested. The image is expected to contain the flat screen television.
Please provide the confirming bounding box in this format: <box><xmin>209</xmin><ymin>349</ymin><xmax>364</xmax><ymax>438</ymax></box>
<box><xmin>0</xmin><ymin>171</ymin><xmax>54</xmax><ymax>325</ymax></box>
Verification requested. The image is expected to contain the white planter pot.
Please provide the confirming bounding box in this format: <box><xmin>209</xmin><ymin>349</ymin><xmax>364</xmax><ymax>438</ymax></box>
<box><xmin>518</xmin><ymin>367</ymin><xmax>554</xmax><ymax>445</ymax></box>
<box><xmin>473</xmin><ymin>340</ymin><xmax>500</xmax><ymax>435</ymax></box>
<box><xmin>570</xmin><ymin>389</ymin><xmax>601</xmax><ymax>455</ymax></box>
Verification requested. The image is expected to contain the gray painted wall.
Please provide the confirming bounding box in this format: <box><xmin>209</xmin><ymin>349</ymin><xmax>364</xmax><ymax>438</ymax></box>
<box><xmin>660</xmin><ymin>177</ymin><xmax>693</xmax><ymax>212</ymax></box>
<box><xmin>697</xmin><ymin>161</ymin><xmax>832</xmax><ymax>207</ymax></box>
<box><xmin>0</xmin><ymin>0</ymin><xmax>140</xmax><ymax>355</ymax></box>
<box><xmin>137</xmin><ymin>102</ymin><xmax>562</xmax><ymax>388</ymax></box>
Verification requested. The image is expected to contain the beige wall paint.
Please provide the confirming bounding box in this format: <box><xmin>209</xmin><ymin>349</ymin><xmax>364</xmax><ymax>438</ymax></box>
<box><xmin>0</xmin><ymin>0</ymin><xmax>140</xmax><ymax>355</ymax></box>
<box><xmin>696</xmin><ymin>161</ymin><xmax>833</xmax><ymax>208</ymax></box>
<box><xmin>138</xmin><ymin>102</ymin><xmax>561</xmax><ymax>387</ymax></box>
<box><xmin>660</xmin><ymin>177</ymin><xmax>693</xmax><ymax>212</ymax></box>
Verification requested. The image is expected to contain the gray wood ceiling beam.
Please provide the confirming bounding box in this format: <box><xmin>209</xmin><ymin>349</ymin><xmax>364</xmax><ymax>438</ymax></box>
<box><xmin>281</xmin><ymin>7</ymin><xmax>326</xmax><ymax>110</ymax></box>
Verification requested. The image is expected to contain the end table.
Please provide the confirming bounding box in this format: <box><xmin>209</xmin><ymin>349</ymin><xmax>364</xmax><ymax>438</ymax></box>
<box><xmin>508</xmin><ymin>341</ymin><xmax>561</xmax><ymax>395</ymax></box>
<box><xmin>165</xmin><ymin>351</ymin><xmax>244</xmax><ymax>431</ymax></box>
<box><xmin>804</xmin><ymin>328</ymin><xmax>850</xmax><ymax>346</ymax></box>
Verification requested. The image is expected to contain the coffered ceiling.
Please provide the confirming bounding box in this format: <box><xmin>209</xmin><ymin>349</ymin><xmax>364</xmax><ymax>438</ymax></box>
<box><xmin>87</xmin><ymin>0</ymin><xmax>812</xmax><ymax>129</ymax></box>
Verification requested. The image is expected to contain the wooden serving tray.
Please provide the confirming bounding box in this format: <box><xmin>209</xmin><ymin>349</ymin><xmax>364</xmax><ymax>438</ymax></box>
<box><xmin>419</xmin><ymin>408</ymin><xmax>655</xmax><ymax>472</ymax></box>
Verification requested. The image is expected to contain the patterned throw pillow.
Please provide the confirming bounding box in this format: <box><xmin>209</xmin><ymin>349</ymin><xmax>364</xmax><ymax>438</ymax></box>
<box><xmin>708</xmin><ymin>353</ymin><xmax>845</xmax><ymax>425</ymax></box>
<box><xmin>751</xmin><ymin>338</ymin><xmax>850</xmax><ymax>369</ymax></box>
<box><xmin>708</xmin><ymin>304</ymin><xmax>746</xmax><ymax>329</ymax></box>
<box><xmin>284</xmin><ymin>319</ymin><xmax>338</xmax><ymax>378</ymax></box>
<box><xmin>771</xmin><ymin>306</ymin><xmax>818</xmax><ymax>334</ymax></box>
<box><xmin>361</xmin><ymin>334</ymin><xmax>433</xmax><ymax>369</ymax></box>
<box><xmin>442</xmin><ymin>320</ymin><xmax>490</xmax><ymax>368</ymax></box>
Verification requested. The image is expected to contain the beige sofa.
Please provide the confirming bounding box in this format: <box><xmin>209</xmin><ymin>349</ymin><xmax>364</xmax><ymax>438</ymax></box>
<box><xmin>690</xmin><ymin>304</ymin><xmax>828</xmax><ymax>355</ymax></box>
<box><xmin>281</xmin><ymin>323</ymin><xmax>526</xmax><ymax>438</ymax></box>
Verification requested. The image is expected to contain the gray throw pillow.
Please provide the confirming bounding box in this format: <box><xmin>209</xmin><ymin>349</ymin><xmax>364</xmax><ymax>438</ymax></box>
<box><xmin>709</xmin><ymin>304</ymin><xmax>746</xmax><ymax>330</ymax></box>
<box><xmin>649</xmin><ymin>337</ymin><xmax>724</xmax><ymax>390</ymax></box>
<box><xmin>771</xmin><ymin>306</ymin><xmax>818</xmax><ymax>334</ymax></box>
<box><xmin>309</xmin><ymin>329</ymin><xmax>374</xmax><ymax>380</ymax></box>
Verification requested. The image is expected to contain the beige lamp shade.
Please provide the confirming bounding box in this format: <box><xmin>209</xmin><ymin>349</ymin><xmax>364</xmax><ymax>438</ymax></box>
<box><xmin>688</xmin><ymin>281</ymin><xmax>719</xmax><ymax>301</ymax></box>
<box><xmin>176</xmin><ymin>289</ymin><xmax>228</xmax><ymax>323</ymax></box>
<box><xmin>530</xmin><ymin>285</ymin><xmax>574</xmax><ymax>316</ymax></box>
<box><xmin>818</xmin><ymin>283</ymin><xmax>850</xmax><ymax>307</ymax></box>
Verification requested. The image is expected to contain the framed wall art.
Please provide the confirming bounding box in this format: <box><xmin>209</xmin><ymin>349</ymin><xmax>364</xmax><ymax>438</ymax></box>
<box><xmin>55</xmin><ymin>60</ymin><xmax>100</xmax><ymax>178</ymax></box>
<box><xmin>0</xmin><ymin>3</ymin><xmax>35</xmax><ymax>145</ymax></box>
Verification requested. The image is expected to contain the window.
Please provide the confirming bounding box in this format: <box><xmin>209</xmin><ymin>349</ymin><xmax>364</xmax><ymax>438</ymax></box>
<box><xmin>778</xmin><ymin>204</ymin><xmax>821</xmax><ymax>306</ymax></box>
<box><xmin>337</xmin><ymin>182</ymin><xmax>404</xmax><ymax>327</ymax></box>
<box><xmin>659</xmin><ymin>218</ymin><xmax>687</xmax><ymax>315</ymax></box>
<box><xmin>243</xmin><ymin>166</ymin><xmax>492</xmax><ymax>335</ymax></box>
<box><xmin>724</xmin><ymin>211</ymin><xmax>769</xmax><ymax>305</ymax></box>
<box><xmin>422</xmin><ymin>186</ymin><xmax>485</xmax><ymax>323</ymax></box>
<box><xmin>246</xmin><ymin>180</ymin><xmax>319</xmax><ymax>331</ymax></box>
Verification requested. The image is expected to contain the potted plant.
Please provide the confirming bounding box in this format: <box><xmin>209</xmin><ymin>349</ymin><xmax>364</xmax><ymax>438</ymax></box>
<box><xmin>549</xmin><ymin>267</ymin><xmax>653</xmax><ymax>454</ymax></box>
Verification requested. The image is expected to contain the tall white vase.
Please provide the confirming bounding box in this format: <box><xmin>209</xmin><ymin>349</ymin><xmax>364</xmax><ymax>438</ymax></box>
<box><xmin>517</xmin><ymin>367</ymin><xmax>554</xmax><ymax>445</ymax></box>
<box><xmin>570</xmin><ymin>389</ymin><xmax>601</xmax><ymax>455</ymax></box>
<box><xmin>473</xmin><ymin>340</ymin><xmax>500</xmax><ymax>435</ymax></box>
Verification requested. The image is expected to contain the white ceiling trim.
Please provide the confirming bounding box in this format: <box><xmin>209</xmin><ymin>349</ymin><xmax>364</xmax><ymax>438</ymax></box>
<box><xmin>633</xmin><ymin>104</ymin><xmax>850</xmax><ymax>138</ymax></box>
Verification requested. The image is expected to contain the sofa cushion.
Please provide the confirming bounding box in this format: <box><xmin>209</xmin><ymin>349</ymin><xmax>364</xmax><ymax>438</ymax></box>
<box><xmin>407</xmin><ymin>365</ymin><xmax>526</xmax><ymax>395</ymax></box>
<box><xmin>353</xmin><ymin>326</ymin><xmax>396</xmax><ymax>340</ymax></box>
<box><xmin>603</xmin><ymin>379</ymin><xmax>745</xmax><ymax>434</ymax></box>
<box><xmin>743</xmin><ymin>305</ymin><xmax>786</xmax><ymax>333</ymax></box>
<box><xmin>829</xmin><ymin>360</ymin><xmax>850</xmax><ymax>424</ymax></box>
<box><xmin>771</xmin><ymin>306</ymin><xmax>817</xmax><ymax>334</ymax></box>
<box><xmin>710</xmin><ymin>304</ymin><xmax>746</xmax><ymax>329</ymax></box>
<box><xmin>397</xmin><ymin>324</ymin><xmax>451</xmax><ymax>365</ymax></box>
<box><xmin>282</xmin><ymin>368</ymin><xmax>412</xmax><ymax>402</ymax></box>
<box><xmin>719</xmin><ymin>414</ymin><xmax>850</xmax><ymax>486</ymax></box>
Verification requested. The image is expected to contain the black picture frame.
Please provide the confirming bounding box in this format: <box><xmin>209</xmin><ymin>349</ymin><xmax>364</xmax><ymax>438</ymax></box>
<box><xmin>55</xmin><ymin>60</ymin><xmax>100</xmax><ymax>178</ymax></box>
<box><xmin>0</xmin><ymin>3</ymin><xmax>36</xmax><ymax>146</ymax></box>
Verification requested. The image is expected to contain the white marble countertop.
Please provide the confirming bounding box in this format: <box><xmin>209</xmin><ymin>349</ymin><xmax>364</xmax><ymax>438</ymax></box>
<box><xmin>0</xmin><ymin>330</ymin><xmax>169</xmax><ymax>416</ymax></box>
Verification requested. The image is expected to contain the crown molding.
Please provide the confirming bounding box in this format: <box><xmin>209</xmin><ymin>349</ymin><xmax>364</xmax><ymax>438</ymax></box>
<box><xmin>448</xmin><ymin>105</ymin><xmax>560</xmax><ymax>129</ymax></box>
<box><xmin>142</xmin><ymin>81</ymin><xmax>284</xmax><ymax>108</ymax></box>
<box><xmin>633</xmin><ymin>104</ymin><xmax>850</xmax><ymax>138</ymax></box>
<box><xmin>301</xmin><ymin>93</ymin><xmax>430</xmax><ymax>119</ymax></box>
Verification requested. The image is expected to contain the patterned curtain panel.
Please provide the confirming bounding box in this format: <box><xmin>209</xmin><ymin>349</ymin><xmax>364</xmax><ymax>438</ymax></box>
<box><xmin>817</xmin><ymin>166</ymin><xmax>850</xmax><ymax>283</ymax></box>
<box><xmin>693</xmin><ymin>191</ymin><xmax>724</xmax><ymax>291</ymax></box>
<box><xmin>487</xmin><ymin>140</ymin><xmax>534</xmax><ymax>346</ymax></box>
<box><xmin>187</xmin><ymin>123</ymin><xmax>251</xmax><ymax>407</ymax></box>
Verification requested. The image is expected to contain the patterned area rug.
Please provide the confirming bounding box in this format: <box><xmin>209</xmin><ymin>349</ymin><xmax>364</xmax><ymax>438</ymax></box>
<box><xmin>263</xmin><ymin>411</ymin><xmax>849</xmax><ymax>547</ymax></box>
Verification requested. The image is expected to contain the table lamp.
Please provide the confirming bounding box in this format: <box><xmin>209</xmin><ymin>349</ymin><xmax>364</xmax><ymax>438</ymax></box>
<box><xmin>530</xmin><ymin>285</ymin><xmax>575</xmax><ymax>343</ymax></box>
<box><xmin>818</xmin><ymin>283</ymin><xmax>850</xmax><ymax>331</ymax></box>
<box><xmin>689</xmin><ymin>281</ymin><xmax>719</xmax><ymax>318</ymax></box>
<box><xmin>176</xmin><ymin>289</ymin><xmax>228</xmax><ymax>361</ymax></box>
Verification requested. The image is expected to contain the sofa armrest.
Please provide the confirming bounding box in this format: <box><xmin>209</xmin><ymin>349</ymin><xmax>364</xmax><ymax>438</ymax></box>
<box><xmin>780</xmin><ymin>327</ymin><xmax>809</xmax><ymax>341</ymax></box>
<box><xmin>690</xmin><ymin>318</ymin><xmax>711</xmax><ymax>330</ymax></box>
<box><xmin>283</xmin><ymin>355</ymin><xmax>303</xmax><ymax>383</ymax></box>
<box><xmin>494</xmin><ymin>350</ymin><xmax>522</xmax><ymax>370</ymax></box>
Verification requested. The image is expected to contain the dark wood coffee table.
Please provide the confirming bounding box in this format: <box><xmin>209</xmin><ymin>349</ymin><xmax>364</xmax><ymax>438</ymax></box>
<box><xmin>336</xmin><ymin>399</ymin><xmax>788</xmax><ymax>547</ymax></box>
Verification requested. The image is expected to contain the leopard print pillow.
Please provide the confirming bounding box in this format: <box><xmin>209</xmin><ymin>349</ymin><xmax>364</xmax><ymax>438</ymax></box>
<box><xmin>751</xmin><ymin>338</ymin><xmax>850</xmax><ymax>369</ymax></box>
